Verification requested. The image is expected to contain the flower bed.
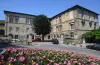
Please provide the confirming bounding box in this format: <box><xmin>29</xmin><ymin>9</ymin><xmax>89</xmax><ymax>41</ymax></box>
<box><xmin>0</xmin><ymin>48</ymin><xmax>100</xmax><ymax>65</ymax></box>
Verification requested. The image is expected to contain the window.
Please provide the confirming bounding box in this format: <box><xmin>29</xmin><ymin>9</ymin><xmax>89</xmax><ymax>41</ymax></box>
<box><xmin>32</xmin><ymin>35</ymin><xmax>34</xmax><ymax>39</ymax></box>
<box><xmin>15</xmin><ymin>35</ymin><xmax>18</xmax><ymax>39</ymax></box>
<box><xmin>30</xmin><ymin>18</ymin><xmax>33</xmax><ymax>24</ymax></box>
<box><xmin>57</xmin><ymin>35</ymin><xmax>59</xmax><ymax>38</ymax></box>
<box><xmin>59</xmin><ymin>16</ymin><xmax>62</xmax><ymax>23</ymax></box>
<box><xmin>59</xmin><ymin>25</ymin><xmax>62</xmax><ymax>32</ymax></box>
<box><xmin>27</xmin><ymin>35</ymin><xmax>29</xmax><ymax>38</ymax></box>
<box><xmin>56</xmin><ymin>18</ymin><xmax>59</xmax><ymax>24</ymax></box>
<box><xmin>9</xmin><ymin>34</ymin><xmax>13</xmax><ymax>38</ymax></box>
<box><xmin>56</xmin><ymin>26</ymin><xmax>58</xmax><ymax>32</ymax></box>
<box><xmin>54</xmin><ymin>35</ymin><xmax>56</xmax><ymax>38</ymax></box>
<box><xmin>94</xmin><ymin>22</ymin><xmax>97</xmax><ymax>29</ymax></box>
<box><xmin>51</xmin><ymin>27</ymin><xmax>53</xmax><ymax>32</ymax></box>
<box><xmin>16</xmin><ymin>27</ymin><xmax>19</xmax><ymax>32</ymax></box>
<box><xmin>0</xmin><ymin>23</ymin><xmax>5</xmax><ymax>26</ymax></box>
<box><xmin>48</xmin><ymin>35</ymin><xmax>50</xmax><ymax>39</ymax></box>
<box><xmin>94</xmin><ymin>14</ymin><xmax>96</xmax><ymax>21</ymax></box>
<box><xmin>81</xmin><ymin>20</ymin><xmax>85</xmax><ymax>26</ymax></box>
<box><xmin>26</xmin><ymin>18</ymin><xmax>29</xmax><ymax>24</ymax></box>
<box><xmin>70</xmin><ymin>32</ymin><xmax>74</xmax><ymax>38</ymax></box>
<box><xmin>89</xmin><ymin>21</ymin><xmax>92</xmax><ymax>28</ymax></box>
<box><xmin>70</xmin><ymin>23</ymin><xmax>74</xmax><ymax>29</ymax></box>
<box><xmin>9</xmin><ymin>27</ymin><xmax>12</xmax><ymax>32</ymax></box>
<box><xmin>9</xmin><ymin>15</ymin><xmax>13</xmax><ymax>23</ymax></box>
<box><xmin>15</xmin><ymin>16</ymin><xmax>19</xmax><ymax>23</ymax></box>
<box><xmin>26</xmin><ymin>28</ymin><xmax>29</xmax><ymax>32</ymax></box>
<box><xmin>79</xmin><ymin>8</ymin><xmax>84</xmax><ymax>19</ymax></box>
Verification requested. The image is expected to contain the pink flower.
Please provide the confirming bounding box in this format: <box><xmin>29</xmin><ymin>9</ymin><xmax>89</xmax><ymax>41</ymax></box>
<box><xmin>54</xmin><ymin>63</ymin><xmax>59</xmax><ymax>65</ymax></box>
<box><xmin>14</xmin><ymin>59</ymin><xmax>16</xmax><ymax>62</ymax></box>
<box><xmin>88</xmin><ymin>59</ymin><xmax>92</xmax><ymax>62</ymax></box>
<box><xmin>12</xmin><ymin>48</ymin><xmax>17</xmax><ymax>52</ymax></box>
<box><xmin>64</xmin><ymin>61</ymin><xmax>66</xmax><ymax>64</ymax></box>
<box><xmin>9</xmin><ymin>59</ymin><xmax>13</xmax><ymax>62</ymax></box>
<box><xmin>19</xmin><ymin>56</ymin><xmax>25</xmax><ymax>62</ymax></box>
<box><xmin>67</xmin><ymin>63</ymin><xmax>71</xmax><ymax>65</ymax></box>
<box><xmin>36</xmin><ymin>63</ymin><xmax>38</xmax><ymax>65</ymax></box>
<box><xmin>67</xmin><ymin>61</ymin><xmax>71</xmax><ymax>65</ymax></box>
<box><xmin>7</xmin><ymin>48</ymin><xmax>11</xmax><ymax>51</ymax></box>
<box><xmin>15</xmin><ymin>54</ymin><xmax>19</xmax><ymax>57</ymax></box>
<box><xmin>78</xmin><ymin>62</ymin><xmax>81</xmax><ymax>65</ymax></box>
<box><xmin>1</xmin><ymin>56</ymin><xmax>4</xmax><ymax>59</ymax></box>
<box><xmin>32</xmin><ymin>62</ymin><xmax>36</xmax><ymax>65</ymax></box>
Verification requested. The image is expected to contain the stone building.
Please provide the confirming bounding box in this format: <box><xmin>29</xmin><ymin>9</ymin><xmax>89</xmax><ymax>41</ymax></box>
<box><xmin>50</xmin><ymin>5</ymin><xmax>99</xmax><ymax>43</ymax></box>
<box><xmin>1</xmin><ymin>5</ymin><xmax>99</xmax><ymax>43</ymax></box>
<box><xmin>0</xmin><ymin>20</ymin><xmax>5</xmax><ymax>35</ymax></box>
<box><xmin>4</xmin><ymin>11</ymin><xmax>37</xmax><ymax>42</ymax></box>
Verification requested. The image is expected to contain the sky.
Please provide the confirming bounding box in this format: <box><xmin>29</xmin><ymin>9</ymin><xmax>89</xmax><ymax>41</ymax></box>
<box><xmin>0</xmin><ymin>0</ymin><xmax>100</xmax><ymax>24</ymax></box>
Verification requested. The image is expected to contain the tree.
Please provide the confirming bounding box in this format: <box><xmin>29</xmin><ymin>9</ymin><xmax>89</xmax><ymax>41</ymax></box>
<box><xmin>33</xmin><ymin>15</ymin><xmax>51</xmax><ymax>41</ymax></box>
<box><xmin>82</xmin><ymin>28</ymin><xmax>100</xmax><ymax>43</ymax></box>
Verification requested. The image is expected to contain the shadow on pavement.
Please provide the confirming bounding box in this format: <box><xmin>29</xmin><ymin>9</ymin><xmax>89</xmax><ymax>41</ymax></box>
<box><xmin>0</xmin><ymin>44</ymin><xmax>26</xmax><ymax>49</ymax></box>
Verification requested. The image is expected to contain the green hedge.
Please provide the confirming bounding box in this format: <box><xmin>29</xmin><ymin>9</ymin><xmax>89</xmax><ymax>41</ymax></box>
<box><xmin>82</xmin><ymin>28</ymin><xmax>100</xmax><ymax>43</ymax></box>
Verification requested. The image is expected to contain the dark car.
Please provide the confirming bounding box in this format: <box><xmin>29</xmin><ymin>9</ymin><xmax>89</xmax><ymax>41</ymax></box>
<box><xmin>93</xmin><ymin>44</ymin><xmax>100</xmax><ymax>50</ymax></box>
<box><xmin>0</xmin><ymin>39</ymin><xmax>10</xmax><ymax>44</ymax></box>
<box><xmin>86</xmin><ymin>44</ymin><xmax>95</xmax><ymax>49</ymax></box>
<box><xmin>52</xmin><ymin>39</ymin><xmax>59</xmax><ymax>44</ymax></box>
<box><xmin>86</xmin><ymin>44</ymin><xmax>100</xmax><ymax>51</ymax></box>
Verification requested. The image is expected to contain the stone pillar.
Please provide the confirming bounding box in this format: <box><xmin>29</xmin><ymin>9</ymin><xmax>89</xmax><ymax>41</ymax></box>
<box><xmin>28</xmin><ymin>34</ymin><xmax>32</xmax><ymax>43</ymax></box>
<box><xmin>82</xmin><ymin>38</ymin><xmax>86</xmax><ymax>44</ymax></box>
<box><xmin>59</xmin><ymin>34</ymin><xmax>64</xmax><ymax>44</ymax></box>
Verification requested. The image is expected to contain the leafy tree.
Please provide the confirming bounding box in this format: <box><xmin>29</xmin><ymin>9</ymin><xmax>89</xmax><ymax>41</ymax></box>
<box><xmin>33</xmin><ymin>15</ymin><xmax>51</xmax><ymax>41</ymax></box>
<box><xmin>82</xmin><ymin>28</ymin><xmax>100</xmax><ymax>43</ymax></box>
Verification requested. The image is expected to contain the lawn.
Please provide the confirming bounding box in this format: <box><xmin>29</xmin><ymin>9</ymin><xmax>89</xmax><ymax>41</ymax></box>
<box><xmin>0</xmin><ymin>48</ymin><xmax>100</xmax><ymax>65</ymax></box>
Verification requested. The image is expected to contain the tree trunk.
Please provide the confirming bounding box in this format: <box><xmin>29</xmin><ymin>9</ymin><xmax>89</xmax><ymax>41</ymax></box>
<box><xmin>42</xmin><ymin>35</ymin><xmax>44</xmax><ymax>41</ymax></box>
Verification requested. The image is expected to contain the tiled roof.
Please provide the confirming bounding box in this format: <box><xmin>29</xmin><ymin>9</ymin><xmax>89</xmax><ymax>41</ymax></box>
<box><xmin>51</xmin><ymin>5</ymin><xmax>99</xmax><ymax>19</ymax></box>
<box><xmin>4</xmin><ymin>10</ymin><xmax>36</xmax><ymax>17</ymax></box>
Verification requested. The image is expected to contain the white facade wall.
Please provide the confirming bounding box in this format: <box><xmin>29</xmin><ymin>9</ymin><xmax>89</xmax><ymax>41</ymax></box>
<box><xmin>4</xmin><ymin>12</ymin><xmax>35</xmax><ymax>43</ymax></box>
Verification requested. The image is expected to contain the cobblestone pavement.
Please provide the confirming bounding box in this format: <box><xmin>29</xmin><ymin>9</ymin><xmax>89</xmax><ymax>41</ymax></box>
<box><xmin>0</xmin><ymin>42</ymin><xmax>100</xmax><ymax>58</ymax></box>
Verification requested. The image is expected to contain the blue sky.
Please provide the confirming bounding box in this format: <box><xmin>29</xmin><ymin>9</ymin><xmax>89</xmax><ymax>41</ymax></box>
<box><xmin>0</xmin><ymin>0</ymin><xmax>100</xmax><ymax>24</ymax></box>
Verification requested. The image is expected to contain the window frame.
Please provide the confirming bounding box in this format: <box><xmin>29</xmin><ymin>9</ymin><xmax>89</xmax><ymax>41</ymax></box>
<box><xmin>9</xmin><ymin>15</ymin><xmax>13</xmax><ymax>23</ymax></box>
<box><xmin>15</xmin><ymin>16</ymin><xmax>19</xmax><ymax>23</ymax></box>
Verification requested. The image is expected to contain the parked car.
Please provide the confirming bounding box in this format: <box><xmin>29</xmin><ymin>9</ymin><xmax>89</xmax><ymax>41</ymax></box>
<box><xmin>52</xmin><ymin>39</ymin><xmax>59</xmax><ymax>44</ymax></box>
<box><xmin>0</xmin><ymin>39</ymin><xmax>3</xmax><ymax>44</ymax></box>
<box><xmin>0</xmin><ymin>39</ymin><xmax>10</xmax><ymax>44</ymax></box>
<box><xmin>86</xmin><ymin>44</ymin><xmax>95</xmax><ymax>49</ymax></box>
<box><xmin>11</xmin><ymin>39</ymin><xmax>20</xmax><ymax>43</ymax></box>
<box><xmin>93</xmin><ymin>44</ymin><xmax>100</xmax><ymax>50</ymax></box>
<box><xmin>32</xmin><ymin>38</ymin><xmax>41</xmax><ymax>42</ymax></box>
<box><xmin>86</xmin><ymin>44</ymin><xmax>100</xmax><ymax>51</ymax></box>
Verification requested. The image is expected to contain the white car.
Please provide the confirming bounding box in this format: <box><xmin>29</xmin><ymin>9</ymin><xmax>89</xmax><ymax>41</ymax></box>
<box><xmin>11</xmin><ymin>39</ymin><xmax>20</xmax><ymax>43</ymax></box>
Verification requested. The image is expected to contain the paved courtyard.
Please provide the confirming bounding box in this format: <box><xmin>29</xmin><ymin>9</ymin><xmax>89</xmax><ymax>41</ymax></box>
<box><xmin>0</xmin><ymin>42</ymin><xmax>100</xmax><ymax>58</ymax></box>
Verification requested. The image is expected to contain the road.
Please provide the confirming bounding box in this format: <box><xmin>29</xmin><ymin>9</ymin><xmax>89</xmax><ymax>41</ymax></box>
<box><xmin>0</xmin><ymin>42</ymin><xmax>100</xmax><ymax>58</ymax></box>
